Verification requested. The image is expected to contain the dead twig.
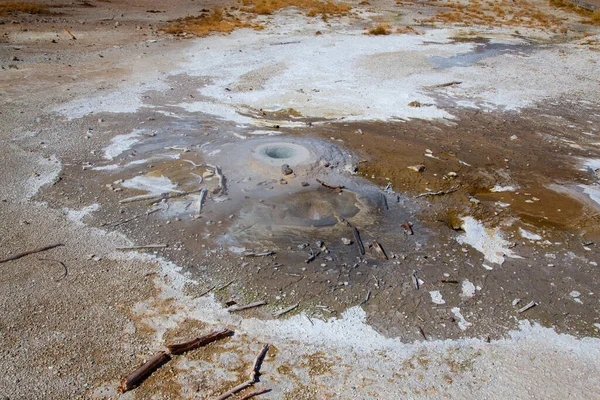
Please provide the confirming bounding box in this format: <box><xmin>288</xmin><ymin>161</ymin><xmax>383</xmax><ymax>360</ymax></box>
<box><xmin>215</xmin><ymin>381</ymin><xmax>254</xmax><ymax>400</ymax></box>
<box><xmin>429</xmin><ymin>81</ymin><xmax>462</xmax><ymax>88</ymax></box>
<box><xmin>371</xmin><ymin>240</ymin><xmax>388</xmax><ymax>260</ymax></box>
<box><xmin>216</xmin><ymin>280</ymin><xmax>235</xmax><ymax>291</ymax></box>
<box><xmin>360</xmin><ymin>289</ymin><xmax>372</xmax><ymax>305</ymax></box>
<box><xmin>166</xmin><ymin>328</ymin><xmax>232</xmax><ymax>355</ymax></box>
<box><xmin>517</xmin><ymin>300</ymin><xmax>537</xmax><ymax>314</ymax></box>
<box><xmin>304</xmin><ymin>248</ymin><xmax>320</xmax><ymax>264</ymax></box>
<box><xmin>411</xmin><ymin>271</ymin><xmax>420</xmax><ymax>290</ymax></box>
<box><xmin>108</xmin><ymin>208</ymin><xmax>160</xmax><ymax>227</ymax></box>
<box><xmin>243</xmin><ymin>250</ymin><xmax>275</xmax><ymax>257</ymax></box>
<box><xmin>149</xmin><ymin>189</ymin><xmax>204</xmax><ymax>205</ymax></box>
<box><xmin>415</xmin><ymin>186</ymin><xmax>459</xmax><ymax>199</ymax></box>
<box><xmin>38</xmin><ymin>258</ymin><xmax>68</xmax><ymax>281</ymax></box>
<box><xmin>228</xmin><ymin>301</ymin><xmax>267</xmax><ymax>312</ymax></box>
<box><xmin>116</xmin><ymin>244</ymin><xmax>167</xmax><ymax>250</ymax></box>
<box><xmin>63</xmin><ymin>28</ymin><xmax>76</xmax><ymax>40</ymax></box>
<box><xmin>273</xmin><ymin>303</ymin><xmax>299</xmax><ymax>317</ymax></box>
<box><xmin>418</xmin><ymin>326</ymin><xmax>427</xmax><ymax>340</ymax></box>
<box><xmin>119</xmin><ymin>193</ymin><xmax>172</xmax><ymax>204</ymax></box>
<box><xmin>0</xmin><ymin>243</ymin><xmax>64</xmax><ymax>264</ymax></box>
<box><xmin>250</xmin><ymin>344</ymin><xmax>269</xmax><ymax>382</ymax></box>
<box><xmin>199</xmin><ymin>285</ymin><xmax>217</xmax><ymax>297</ymax></box>
<box><xmin>196</xmin><ymin>188</ymin><xmax>207</xmax><ymax>218</ymax></box>
<box><xmin>240</xmin><ymin>388</ymin><xmax>272</xmax><ymax>400</ymax></box>
<box><xmin>316</xmin><ymin>179</ymin><xmax>345</xmax><ymax>191</ymax></box>
<box><xmin>118</xmin><ymin>351</ymin><xmax>171</xmax><ymax>393</ymax></box>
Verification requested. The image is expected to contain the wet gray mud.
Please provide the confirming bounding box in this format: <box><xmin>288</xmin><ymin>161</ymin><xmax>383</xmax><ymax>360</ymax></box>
<box><xmin>39</xmin><ymin>98</ymin><xmax>600</xmax><ymax>341</ymax></box>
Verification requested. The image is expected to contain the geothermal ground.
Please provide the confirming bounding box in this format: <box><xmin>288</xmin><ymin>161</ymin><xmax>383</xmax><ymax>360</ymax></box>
<box><xmin>1</xmin><ymin>0</ymin><xmax>600</xmax><ymax>399</ymax></box>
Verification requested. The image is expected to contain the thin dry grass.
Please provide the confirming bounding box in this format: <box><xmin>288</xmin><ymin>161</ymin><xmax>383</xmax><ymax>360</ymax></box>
<box><xmin>368</xmin><ymin>23</ymin><xmax>391</xmax><ymax>35</ymax></box>
<box><xmin>420</xmin><ymin>0</ymin><xmax>563</xmax><ymax>29</ymax></box>
<box><xmin>0</xmin><ymin>2</ymin><xmax>51</xmax><ymax>15</ymax></box>
<box><xmin>242</xmin><ymin>0</ymin><xmax>351</xmax><ymax>18</ymax></box>
<box><xmin>160</xmin><ymin>9</ymin><xmax>253</xmax><ymax>37</ymax></box>
<box><xmin>549</xmin><ymin>0</ymin><xmax>600</xmax><ymax>25</ymax></box>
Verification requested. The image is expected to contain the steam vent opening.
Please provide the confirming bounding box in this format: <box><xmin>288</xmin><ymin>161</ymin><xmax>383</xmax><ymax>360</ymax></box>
<box><xmin>252</xmin><ymin>142</ymin><xmax>312</xmax><ymax>167</ymax></box>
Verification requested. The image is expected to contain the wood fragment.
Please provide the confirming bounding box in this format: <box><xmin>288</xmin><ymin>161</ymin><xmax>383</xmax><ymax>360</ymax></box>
<box><xmin>316</xmin><ymin>179</ymin><xmax>345</xmax><ymax>191</ymax></box>
<box><xmin>149</xmin><ymin>189</ymin><xmax>204</xmax><ymax>205</ymax></box>
<box><xmin>250</xmin><ymin>344</ymin><xmax>269</xmax><ymax>382</ymax></box>
<box><xmin>411</xmin><ymin>270</ymin><xmax>420</xmax><ymax>290</ymax></box>
<box><xmin>415</xmin><ymin>186</ymin><xmax>459</xmax><ymax>198</ymax></box>
<box><xmin>418</xmin><ymin>326</ymin><xmax>428</xmax><ymax>340</ymax></box>
<box><xmin>273</xmin><ymin>303</ymin><xmax>299</xmax><ymax>317</ymax></box>
<box><xmin>440</xmin><ymin>279</ymin><xmax>459</xmax><ymax>284</ymax></box>
<box><xmin>118</xmin><ymin>351</ymin><xmax>171</xmax><ymax>393</ymax></box>
<box><xmin>228</xmin><ymin>301</ymin><xmax>267</xmax><ymax>312</ymax></box>
<box><xmin>402</xmin><ymin>222</ymin><xmax>414</xmax><ymax>235</ymax></box>
<box><xmin>199</xmin><ymin>285</ymin><xmax>217</xmax><ymax>297</ymax></box>
<box><xmin>371</xmin><ymin>240</ymin><xmax>388</xmax><ymax>260</ymax></box>
<box><xmin>166</xmin><ymin>328</ymin><xmax>232</xmax><ymax>355</ymax></box>
<box><xmin>243</xmin><ymin>250</ymin><xmax>275</xmax><ymax>257</ymax></box>
<box><xmin>304</xmin><ymin>249</ymin><xmax>320</xmax><ymax>264</ymax></box>
<box><xmin>119</xmin><ymin>193</ymin><xmax>170</xmax><ymax>204</ymax></box>
<box><xmin>240</xmin><ymin>388</ymin><xmax>272</xmax><ymax>400</ymax></box>
<box><xmin>0</xmin><ymin>243</ymin><xmax>64</xmax><ymax>264</ymax></box>
<box><xmin>517</xmin><ymin>300</ymin><xmax>537</xmax><ymax>314</ymax></box>
<box><xmin>196</xmin><ymin>188</ymin><xmax>207</xmax><ymax>218</ymax></box>
<box><xmin>116</xmin><ymin>244</ymin><xmax>167</xmax><ymax>250</ymax></box>
<box><xmin>360</xmin><ymin>289</ymin><xmax>372</xmax><ymax>305</ymax></box>
<box><xmin>430</xmin><ymin>81</ymin><xmax>462</xmax><ymax>88</ymax></box>
<box><xmin>216</xmin><ymin>280</ymin><xmax>235</xmax><ymax>291</ymax></box>
<box><xmin>63</xmin><ymin>28</ymin><xmax>76</xmax><ymax>40</ymax></box>
<box><xmin>109</xmin><ymin>208</ymin><xmax>160</xmax><ymax>227</ymax></box>
<box><xmin>38</xmin><ymin>258</ymin><xmax>68</xmax><ymax>280</ymax></box>
<box><xmin>215</xmin><ymin>380</ymin><xmax>254</xmax><ymax>400</ymax></box>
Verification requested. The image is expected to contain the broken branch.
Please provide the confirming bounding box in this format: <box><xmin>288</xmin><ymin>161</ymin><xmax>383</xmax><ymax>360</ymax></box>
<box><xmin>517</xmin><ymin>300</ymin><xmax>537</xmax><ymax>314</ymax></box>
<box><xmin>273</xmin><ymin>303</ymin><xmax>299</xmax><ymax>317</ymax></box>
<box><xmin>166</xmin><ymin>328</ymin><xmax>232</xmax><ymax>355</ymax></box>
<box><xmin>196</xmin><ymin>188</ymin><xmax>207</xmax><ymax>218</ymax></box>
<box><xmin>118</xmin><ymin>351</ymin><xmax>171</xmax><ymax>393</ymax></box>
<box><xmin>402</xmin><ymin>222</ymin><xmax>414</xmax><ymax>235</ymax></box>
<box><xmin>63</xmin><ymin>28</ymin><xmax>76</xmax><ymax>40</ymax></box>
<box><xmin>415</xmin><ymin>186</ymin><xmax>459</xmax><ymax>198</ymax></box>
<box><xmin>316</xmin><ymin>179</ymin><xmax>345</xmax><ymax>191</ymax></box>
<box><xmin>215</xmin><ymin>380</ymin><xmax>254</xmax><ymax>400</ymax></box>
<box><xmin>240</xmin><ymin>388</ymin><xmax>272</xmax><ymax>400</ymax></box>
<box><xmin>116</xmin><ymin>244</ymin><xmax>167</xmax><ymax>250</ymax></box>
<box><xmin>371</xmin><ymin>240</ymin><xmax>388</xmax><ymax>260</ymax></box>
<box><xmin>0</xmin><ymin>243</ymin><xmax>64</xmax><ymax>264</ymax></box>
<box><xmin>243</xmin><ymin>250</ymin><xmax>275</xmax><ymax>257</ymax></box>
<box><xmin>250</xmin><ymin>344</ymin><xmax>269</xmax><ymax>382</ymax></box>
<box><xmin>228</xmin><ymin>301</ymin><xmax>267</xmax><ymax>312</ymax></box>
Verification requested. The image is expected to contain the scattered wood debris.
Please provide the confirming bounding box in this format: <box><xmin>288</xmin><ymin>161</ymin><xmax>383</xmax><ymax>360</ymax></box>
<box><xmin>118</xmin><ymin>351</ymin><xmax>171</xmax><ymax>393</ymax></box>
<box><xmin>0</xmin><ymin>243</ymin><xmax>64</xmax><ymax>264</ymax></box>
<box><xmin>228</xmin><ymin>301</ymin><xmax>267</xmax><ymax>312</ymax></box>
<box><xmin>415</xmin><ymin>186</ymin><xmax>459</xmax><ymax>198</ymax></box>
<box><xmin>411</xmin><ymin>270</ymin><xmax>420</xmax><ymax>290</ymax></box>
<box><xmin>119</xmin><ymin>328</ymin><xmax>233</xmax><ymax>393</ymax></box>
<box><xmin>517</xmin><ymin>300</ymin><xmax>537</xmax><ymax>314</ymax></box>
<box><xmin>243</xmin><ymin>250</ymin><xmax>275</xmax><ymax>257</ymax></box>
<box><xmin>360</xmin><ymin>289</ymin><xmax>372</xmax><ymax>305</ymax></box>
<box><xmin>38</xmin><ymin>258</ymin><xmax>68</xmax><ymax>281</ymax></box>
<box><xmin>371</xmin><ymin>240</ymin><xmax>388</xmax><ymax>260</ymax></box>
<box><xmin>273</xmin><ymin>303</ymin><xmax>299</xmax><ymax>317</ymax></box>
<box><xmin>305</xmin><ymin>248</ymin><xmax>320</xmax><ymax>264</ymax></box>
<box><xmin>240</xmin><ymin>388</ymin><xmax>272</xmax><ymax>400</ymax></box>
<box><xmin>196</xmin><ymin>188</ymin><xmax>207</xmax><ymax>218</ymax></box>
<box><xmin>216</xmin><ymin>344</ymin><xmax>270</xmax><ymax>400</ymax></box>
<box><xmin>116</xmin><ymin>244</ymin><xmax>167</xmax><ymax>250</ymax></box>
<box><xmin>109</xmin><ymin>208</ymin><xmax>160</xmax><ymax>227</ymax></box>
<box><xmin>63</xmin><ymin>28</ymin><xmax>76</xmax><ymax>40</ymax></box>
<box><xmin>429</xmin><ymin>81</ymin><xmax>462</xmax><ymax>88</ymax></box>
<box><xmin>167</xmin><ymin>328</ymin><xmax>232</xmax><ymax>355</ymax></box>
<box><xmin>316</xmin><ymin>179</ymin><xmax>345</xmax><ymax>191</ymax></box>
